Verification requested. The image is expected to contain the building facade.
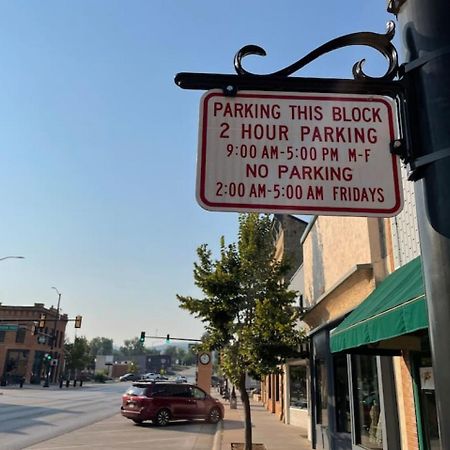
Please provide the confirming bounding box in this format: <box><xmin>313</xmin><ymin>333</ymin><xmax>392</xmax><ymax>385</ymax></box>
<box><xmin>300</xmin><ymin>215</ymin><xmax>398</xmax><ymax>450</ymax></box>
<box><xmin>262</xmin><ymin>214</ymin><xmax>308</xmax><ymax>421</ymax></box>
<box><xmin>291</xmin><ymin>166</ymin><xmax>438</xmax><ymax>450</ymax></box>
<box><xmin>329</xmin><ymin>168</ymin><xmax>438</xmax><ymax>450</ymax></box>
<box><xmin>0</xmin><ymin>302</ymin><xmax>68</xmax><ymax>384</ymax></box>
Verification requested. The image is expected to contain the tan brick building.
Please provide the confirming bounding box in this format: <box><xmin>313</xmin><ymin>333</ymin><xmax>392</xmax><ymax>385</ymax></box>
<box><xmin>262</xmin><ymin>215</ymin><xmax>308</xmax><ymax>421</ymax></box>
<box><xmin>0</xmin><ymin>302</ymin><xmax>68</xmax><ymax>385</ymax></box>
<box><xmin>260</xmin><ymin>170</ymin><xmax>437</xmax><ymax>450</ymax></box>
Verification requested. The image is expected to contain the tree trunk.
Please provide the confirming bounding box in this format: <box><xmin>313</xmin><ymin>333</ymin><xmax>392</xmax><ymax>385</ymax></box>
<box><xmin>239</xmin><ymin>372</ymin><xmax>252</xmax><ymax>450</ymax></box>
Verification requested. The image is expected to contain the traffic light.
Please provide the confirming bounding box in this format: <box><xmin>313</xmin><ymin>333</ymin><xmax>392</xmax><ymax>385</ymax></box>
<box><xmin>74</xmin><ymin>315</ymin><xmax>82</xmax><ymax>328</ymax></box>
<box><xmin>38</xmin><ymin>313</ymin><xmax>46</xmax><ymax>329</ymax></box>
<box><xmin>140</xmin><ymin>331</ymin><xmax>145</xmax><ymax>343</ymax></box>
<box><xmin>166</xmin><ymin>334</ymin><xmax>170</xmax><ymax>343</ymax></box>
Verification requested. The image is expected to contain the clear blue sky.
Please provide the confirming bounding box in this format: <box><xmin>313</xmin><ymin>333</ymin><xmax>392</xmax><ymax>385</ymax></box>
<box><xmin>0</xmin><ymin>1</ymin><xmax>396</xmax><ymax>346</ymax></box>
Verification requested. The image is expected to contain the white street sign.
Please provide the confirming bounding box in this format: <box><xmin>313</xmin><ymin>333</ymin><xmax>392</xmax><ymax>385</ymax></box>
<box><xmin>196</xmin><ymin>90</ymin><xmax>403</xmax><ymax>217</ymax></box>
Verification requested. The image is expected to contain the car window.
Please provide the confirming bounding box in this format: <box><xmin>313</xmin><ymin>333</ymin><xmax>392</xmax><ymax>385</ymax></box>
<box><xmin>143</xmin><ymin>387</ymin><xmax>153</xmax><ymax>396</ymax></box>
<box><xmin>170</xmin><ymin>384</ymin><xmax>191</xmax><ymax>397</ymax></box>
<box><xmin>151</xmin><ymin>387</ymin><xmax>169</xmax><ymax>397</ymax></box>
<box><xmin>126</xmin><ymin>386</ymin><xmax>145</xmax><ymax>396</ymax></box>
<box><xmin>191</xmin><ymin>387</ymin><xmax>207</xmax><ymax>400</ymax></box>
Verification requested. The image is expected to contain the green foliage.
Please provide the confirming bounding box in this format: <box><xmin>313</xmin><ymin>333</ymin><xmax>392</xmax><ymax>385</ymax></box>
<box><xmin>89</xmin><ymin>337</ymin><xmax>113</xmax><ymax>357</ymax></box>
<box><xmin>146</xmin><ymin>346</ymin><xmax>162</xmax><ymax>356</ymax></box>
<box><xmin>178</xmin><ymin>213</ymin><xmax>304</xmax><ymax>449</ymax></box>
<box><xmin>87</xmin><ymin>337</ymin><xmax>113</xmax><ymax>369</ymax></box>
<box><xmin>93</xmin><ymin>372</ymin><xmax>108</xmax><ymax>383</ymax></box>
<box><xmin>177</xmin><ymin>213</ymin><xmax>304</xmax><ymax>384</ymax></box>
<box><xmin>163</xmin><ymin>345</ymin><xmax>179</xmax><ymax>359</ymax></box>
<box><xmin>128</xmin><ymin>362</ymin><xmax>139</xmax><ymax>374</ymax></box>
<box><xmin>64</xmin><ymin>336</ymin><xmax>91</xmax><ymax>372</ymax></box>
<box><xmin>119</xmin><ymin>337</ymin><xmax>146</xmax><ymax>356</ymax></box>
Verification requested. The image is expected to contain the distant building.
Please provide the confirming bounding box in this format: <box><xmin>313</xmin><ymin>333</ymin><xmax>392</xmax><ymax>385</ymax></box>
<box><xmin>0</xmin><ymin>302</ymin><xmax>68</xmax><ymax>384</ymax></box>
<box><xmin>108</xmin><ymin>354</ymin><xmax>173</xmax><ymax>379</ymax></box>
<box><xmin>146</xmin><ymin>354</ymin><xmax>172</xmax><ymax>373</ymax></box>
<box><xmin>94</xmin><ymin>354</ymin><xmax>114</xmax><ymax>375</ymax></box>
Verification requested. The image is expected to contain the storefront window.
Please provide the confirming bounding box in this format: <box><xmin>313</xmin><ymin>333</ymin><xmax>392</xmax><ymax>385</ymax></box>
<box><xmin>316</xmin><ymin>359</ymin><xmax>328</xmax><ymax>426</ymax></box>
<box><xmin>4</xmin><ymin>350</ymin><xmax>29</xmax><ymax>384</ymax></box>
<box><xmin>334</xmin><ymin>354</ymin><xmax>351</xmax><ymax>433</ymax></box>
<box><xmin>290</xmin><ymin>365</ymin><xmax>307</xmax><ymax>408</ymax></box>
<box><xmin>353</xmin><ymin>355</ymin><xmax>383</xmax><ymax>449</ymax></box>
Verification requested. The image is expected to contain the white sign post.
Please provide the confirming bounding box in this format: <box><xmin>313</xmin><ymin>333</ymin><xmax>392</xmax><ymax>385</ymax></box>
<box><xmin>196</xmin><ymin>90</ymin><xmax>403</xmax><ymax>217</ymax></box>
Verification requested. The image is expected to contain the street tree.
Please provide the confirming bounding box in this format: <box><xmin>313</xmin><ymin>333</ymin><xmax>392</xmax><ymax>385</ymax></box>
<box><xmin>119</xmin><ymin>337</ymin><xmax>145</xmax><ymax>357</ymax></box>
<box><xmin>177</xmin><ymin>213</ymin><xmax>303</xmax><ymax>450</ymax></box>
<box><xmin>88</xmin><ymin>337</ymin><xmax>113</xmax><ymax>370</ymax></box>
<box><xmin>89</xmin><ymin>337</ymin><xmax>113</xmax><ymax>356</ymax></box>
<box><xmin>64</xmin><ymin>336</ymin><xmax>91</xmax><ymax>378</ymax></box>
<box><xmin>163</xmin><ymin>345</ymin><xmax>180</xmax><ymax>360</ymax></box>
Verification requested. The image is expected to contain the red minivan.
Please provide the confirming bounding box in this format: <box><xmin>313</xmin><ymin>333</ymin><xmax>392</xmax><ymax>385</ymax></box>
<box><xmin>121</xmin><ymin>382</ymin><xmax>224</xmax><ymax>426</ymax></box>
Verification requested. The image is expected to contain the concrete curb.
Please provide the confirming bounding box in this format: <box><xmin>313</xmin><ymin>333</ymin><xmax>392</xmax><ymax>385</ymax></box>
<box><xmin>212</xmin><ymin>419</ymin><xmax>223</xmax><ymax>450</ymax></box>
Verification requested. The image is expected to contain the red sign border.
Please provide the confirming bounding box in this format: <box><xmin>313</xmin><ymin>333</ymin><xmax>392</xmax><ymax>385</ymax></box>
<box><xmin>197</xmin><ymin>90</ymin><xmax>403</xmax><ymax>217</ymax></box>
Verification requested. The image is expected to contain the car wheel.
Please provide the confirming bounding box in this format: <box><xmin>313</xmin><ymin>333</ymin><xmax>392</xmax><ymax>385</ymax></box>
<box><xmin>207</xmin><ymin>407</ymin><xmax>221</xmax><ymax>424</ymax></box>
<box><xmin>132</xmin><ymin>419</ymin><xmax>143</xmax><ymax>424</ymax></box>
<box><xmin>155</xmin><ymin>408</ymin><xmax>171</xmax><ymax>426</ymax></box>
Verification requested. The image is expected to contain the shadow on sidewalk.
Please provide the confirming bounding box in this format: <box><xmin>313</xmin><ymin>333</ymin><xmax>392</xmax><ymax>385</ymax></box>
<box><xmin>223</xmin><ymin>419</ymin><xmax>245</xmax><ymax>430</ymax></box>
<box><xmin>134</xmin><ymin>420</ymin><xmax>219</xmax><ymax>434</ymax></box>
<box><xmin>230</xmin><ymin>444</ymin><xmax>266</xmax><ymax>450</ymax></box>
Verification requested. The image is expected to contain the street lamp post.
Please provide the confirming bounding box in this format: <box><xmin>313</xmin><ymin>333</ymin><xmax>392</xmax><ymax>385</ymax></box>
<box><xmin>43</xmin><ymin>287</ymin><xmax>62</xmax><ymax>387</ymax></box>
<box><xmin>51</xmin><ymin>287</ymin><xmax>62</xmax><ymax>324</ymax></box>
<box><xmin>0</xmin><ymin>256</ymin><xmax>25</xmax><ymax>261</ymax></box>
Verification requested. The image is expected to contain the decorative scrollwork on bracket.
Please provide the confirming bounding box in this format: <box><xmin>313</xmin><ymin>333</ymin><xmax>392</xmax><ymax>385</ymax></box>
<box><xmin>234</xmin><ymin>21</ymin><xmax>399</xmax><ymax>81</ymax></box>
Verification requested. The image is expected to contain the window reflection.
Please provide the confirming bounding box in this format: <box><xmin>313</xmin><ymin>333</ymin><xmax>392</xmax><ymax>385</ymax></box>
<box><xmin>316</xmin><ymin>359</ymin><xmax>328</xmax><ymax>427</ymax></box>
<box><xmin>334</xmin><ymin>354</ymin><xmax>351</xmax><ymax>433</ymax></box>
<box><xmin>353</xmin><ymin>355</ymin><xmax>383</xmax><ymax>449</ymax></box>
<box><xmin>289</xmin><ymin>365</ymin><xmax>307</xmax><ymax>409</ymax></box>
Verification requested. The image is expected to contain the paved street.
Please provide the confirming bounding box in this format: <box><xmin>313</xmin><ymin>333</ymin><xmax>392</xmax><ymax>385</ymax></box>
<box><xmin>0</xmin><ymin>380</ymin><xmax>218</xmax><ymax>450</ymax></box>
<box><xmin>25</xmin><ymin>411</ymin><xmax>217</xmax><ymax>450</ymax></box>
<box><xmin>0</xmin><ymin>383</ymin><xmax>125</xmax><ymax>450</ymax></box>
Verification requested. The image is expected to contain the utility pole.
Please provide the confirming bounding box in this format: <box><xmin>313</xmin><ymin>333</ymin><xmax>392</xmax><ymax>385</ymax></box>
<box><xmin>51</xmin><ymin>287</ymin><xmax>62</xmax><ymax>383</ymax></box>
<box><xmin>43</xmin><ymin>287</ymin><xmax>62</xmax><ymax>387</ymax></box>
<box><xmin>393</xmin><ymin>1</ymin><xmax>450</xmax><ymax>447</ymax></box>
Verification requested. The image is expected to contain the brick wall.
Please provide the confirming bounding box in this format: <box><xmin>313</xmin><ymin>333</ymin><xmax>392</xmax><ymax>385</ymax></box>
<box><xmin>401</xmin><ymin>353</ymin><xmax>419</xmax><ymax>450</ymax></box>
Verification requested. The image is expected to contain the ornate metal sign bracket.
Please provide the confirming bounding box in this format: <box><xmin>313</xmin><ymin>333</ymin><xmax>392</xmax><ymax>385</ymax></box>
<box><xmin>175</xmin><ymin>21</ymin><xmax>404</xmax><ymax>98</ymax></box>
<box><xmin>183</xmin><ymin>22</ymin><xmax>450</xmax><ymax>189</ymax></box>
<box><xmin>175</xmin><ymin>22</ymin><xmax>418</xmax><ymax>177</ymax></box>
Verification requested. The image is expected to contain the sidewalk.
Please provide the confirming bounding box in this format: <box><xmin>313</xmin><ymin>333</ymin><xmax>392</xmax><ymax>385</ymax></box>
<box><xmin>215</xmin><ymin>396</ymin><xmax>312</xmax><ymax>450</ymax></box>
<box><xmin>0</xmin><ymin>380</ymin><xmax>91</xmax><ymax>391</ymax></box>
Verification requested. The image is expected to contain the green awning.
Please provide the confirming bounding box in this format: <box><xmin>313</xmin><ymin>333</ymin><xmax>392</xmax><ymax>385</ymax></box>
<box><xmin>330</xmin><ymin>256</ymin><xmax>428</xmax><ymax>353</ymax></box>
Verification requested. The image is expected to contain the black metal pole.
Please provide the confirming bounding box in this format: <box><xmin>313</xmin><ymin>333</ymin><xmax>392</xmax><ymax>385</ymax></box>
<box><xmin>396</xmin><ymin>1</ymin><xmax>450</xmax><ymax>448</ymax></box>
<box><xmin>43</xmin><ymin>293</ymin><xmax>60</xmax><ymax>388</ymax></box>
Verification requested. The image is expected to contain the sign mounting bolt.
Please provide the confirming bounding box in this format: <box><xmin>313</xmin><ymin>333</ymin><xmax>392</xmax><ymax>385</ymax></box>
<box><xmin>224</xmin><ymin>85</ymin><xmax>237</xmax><ymax>96</ymax></box>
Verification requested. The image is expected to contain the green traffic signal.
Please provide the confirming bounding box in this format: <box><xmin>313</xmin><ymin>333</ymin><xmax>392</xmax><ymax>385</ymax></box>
<box><xmin>166</xmin><ymin>334</ymin><xmax>170</xmax><ymax>343</ymax></box>
<box><xmin>140</xmin><ymin>331</ymin><xmax>145</xmax><ymax>343</ymax></box>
